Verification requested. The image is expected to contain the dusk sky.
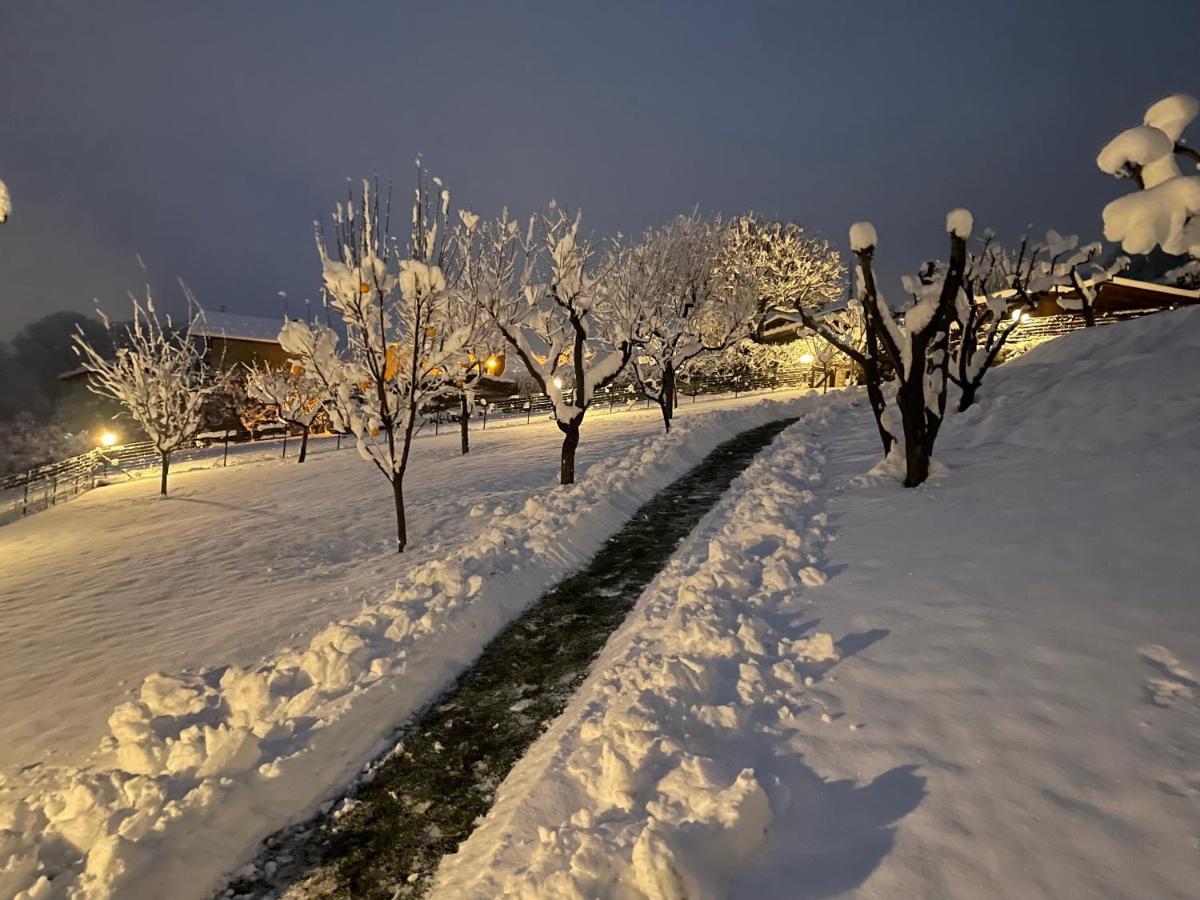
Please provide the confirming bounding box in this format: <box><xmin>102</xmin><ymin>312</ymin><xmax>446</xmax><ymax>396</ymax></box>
<box><xmin>1</xmin><ymin>0</ymin><xmax>1198</xmax><ymax>337</ymax></box>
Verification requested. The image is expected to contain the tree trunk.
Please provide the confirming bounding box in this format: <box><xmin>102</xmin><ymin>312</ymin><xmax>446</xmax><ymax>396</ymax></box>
<box><xmin>558</xmin><ymin>418</ymin><xmax>581</xmax><ymax>485</ymax></box>
<box><xmin>298</xmin><ymin>425</ymin><xmax>309</xmax><ymax>463</ymax></box>
<box><xmin>896</xmin><ymin>358</ymin><xmax>932</xmax><ymax>488</ymax></box>
<box><xmin>864</xmin><ymin>373</ymin><xmax>894</xmax><ymax>457</ymax></box>
<box><xmin>660</xmin><ymin>363</ymin><xmax>676</xmax><ymax>433</ymax></box>
<box><xmin>159</xmin><ymin>450</ymin><xmax>171</xmax><ymax>496</ymax></box>
<box><xmin>392</xmin><ymin>476</ymin><xmax>407</xmax><ymax>553</ymax></box>
<box><xmin>957</xmin><ymin>380</ymin><xmax>978</xmax><ymax>413</ymax></box>
<box><xmin>1081</xmin><ymin>299</ymin><xmax>1096</xmax><ymax>328</ymax></box>
<box><xmin>460</xmin><ymin>393</ymin><xmax>470</xmax><ymax>455</ymax></box>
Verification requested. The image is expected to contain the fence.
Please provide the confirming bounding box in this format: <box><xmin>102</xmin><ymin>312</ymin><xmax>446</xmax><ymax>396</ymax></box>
<box><xmin>1008</xmin><ymin>309</ymin><xmax>1161</xmax><ymax>342</ymax></box>
<box><xmin>2</xmin><ymin>361</ymin><xmax>844</xmax><ymax>521</ymax></box>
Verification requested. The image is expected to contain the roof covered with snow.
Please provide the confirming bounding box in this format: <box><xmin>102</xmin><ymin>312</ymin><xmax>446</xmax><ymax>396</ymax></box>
<box><xmin>193</xmin><ymin>311</ymin><xmax>288</xmax><ymax>343</ymax></box>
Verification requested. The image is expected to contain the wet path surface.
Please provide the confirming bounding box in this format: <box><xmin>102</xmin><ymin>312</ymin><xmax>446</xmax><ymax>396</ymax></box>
<box><xmin>224</xmin><ymin>417</ymin><xmax>798</xmax><ymax>900</ymax></box>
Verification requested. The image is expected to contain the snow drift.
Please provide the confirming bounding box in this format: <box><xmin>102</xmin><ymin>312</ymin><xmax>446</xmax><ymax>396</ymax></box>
<box><xmin>0</xmin><ymin>396</ymin><xmax>820</xmax><ymax>900</ymax></box>
<box><xmin>434</xmin><ymin>307</ymin><xmax>1200</xmax><ymax>898</ymax></box>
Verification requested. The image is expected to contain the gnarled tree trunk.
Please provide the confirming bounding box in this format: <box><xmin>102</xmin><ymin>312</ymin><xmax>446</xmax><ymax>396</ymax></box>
<box><xmin>558</xmin><ymin>417</ymin><xmax>581</xmax><ymax>485</ymax></box>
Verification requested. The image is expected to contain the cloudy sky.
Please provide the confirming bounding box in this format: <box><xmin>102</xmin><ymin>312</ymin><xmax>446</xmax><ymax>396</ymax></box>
<box><xmin>1</xmin><ymin>0</ymin><xmax>1197</xmax><ymax>336</ymax></box>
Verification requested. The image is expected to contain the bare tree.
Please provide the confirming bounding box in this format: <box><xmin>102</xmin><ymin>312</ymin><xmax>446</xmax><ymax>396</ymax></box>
<box><xmin>950</xmin><ymin>230</ymin><xmax>1125</xmax><ymax>411</ymax></box>
<box><xmin>444</xmin><ymin>219</ymin><xmax>507</xmax><ymax>455</ymax></box>
<box><xmin>465</xmin><ymin>204</ymin><xmax>639</xmax><ymax>483</ymax></box>
<box><xmin>281</xmin><ymin>169</ymin><xmax>475</xmax><ymax>552</ymax></box>
<box><xmin>718</xmin><ymin>217</ymin><xmax>900</xmax><ymax>454</ymax></box>
<box><xmin>243</xmin><ymin>360</ymin><xmax>325</xmax><ymax>462</ymax></box>
<box><xmin>74</xmin><ymin>289</ymin><xmax>216</xmax><ymax>496</ymax></box>
<box><xmin>851</xmin><ymin>213</ymin><xmax>970</xmax><ymax>487</ymax></box>
<box><xmin>624</xmin><ymin>214</ymin><xmax>758</xmax><ymax>431</ymax></box>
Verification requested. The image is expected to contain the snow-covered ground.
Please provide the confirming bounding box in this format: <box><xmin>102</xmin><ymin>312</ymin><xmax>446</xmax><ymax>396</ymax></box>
<box><xmin>0</xmin><ymin>390</ymin><xmax>817</xmax><ymax>900</ymax></box>
<box><xmin>435</xmin><ymin>308</ymin><xmax>1200</xmax><ymax>898</ymax></box>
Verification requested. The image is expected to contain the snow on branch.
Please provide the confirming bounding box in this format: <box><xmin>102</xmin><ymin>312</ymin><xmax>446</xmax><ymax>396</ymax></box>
<box><xmin>73</xmin><ymin>286</ymin><xmax>218</xmax><ymax>494</ymax></box>
<box><xmin>623</xmin><ymin>212</ymin><xmax>758</xmax><ymax>430</ymax></box>
<box><xmin>465</xmin><ymin>203</ymin><xmax>639</xmax><ymax>482</ymax></box>
<box><xmin>1098</xmin><ymin>93</ymin><xmax>1200</xmax><ymax>258</ymax></box>
<box><xmin>292</xmin><ymin>166</ymin><xmax>485</xmax><ymax>550</ymax></box>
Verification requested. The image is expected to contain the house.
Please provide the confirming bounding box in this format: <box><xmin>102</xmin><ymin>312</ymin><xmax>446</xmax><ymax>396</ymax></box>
<box><xmin>191</xmin><ymin>311</ymin><xmax>293</xmax><ymax>371</ymax></box>
<box><xmin>1028</xmin><ymin>275</ymin><xmax>1200</xmax><ymax>318</ymax></box>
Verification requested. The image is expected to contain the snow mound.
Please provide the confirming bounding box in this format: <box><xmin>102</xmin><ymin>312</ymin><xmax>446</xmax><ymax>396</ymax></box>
<box><xmin>0</xmin><ymin>395</ymin><xmax>834</xmax><ymax>900</ymax></box>
<box><xmin>958</xmin><ymin>306</ymin><xmax>1200</xmax><ymax>458</ymax></box>
<box><xmin>435</xmin><ymin>403</ymin><xmax>849</xmax><ymax>898</ymax></box>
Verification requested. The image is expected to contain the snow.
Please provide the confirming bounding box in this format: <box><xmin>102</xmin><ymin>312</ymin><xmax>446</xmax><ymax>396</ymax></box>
<box><xmin>435</xmin><ymin>307</ymin><xmax>1200</xmax><ymax>898</ymax></box>
<box><xmin>191</xmin><ymin>311</ymin><xmax>289</xmax><ymax>343</ymax></box>
<box><xmin>1099</xmin><ymin>93</ymin><xmax>1200</xmax><ymax>258</ymax></box>
<box><xmin>848</xmin><ymin>221</ymin><xmax>876</xmax><ymax>252</ymax></box>
<box><xmin>945</xmin><ymin>207</ymin><xmax>973</xmax><ymax>239</ymax></box>
<box><xmin>1096</xmin><ymin>124</ymin><xmax>1176</xmax><ymax>177</ymax></box>
<box><xmin>0</xmin><ymin>390</ymin><xmax>815</xmax><ymax>900</ymax></box>
<box><xmin>0</xmin><ymin>179</ymin><xmax>9</xmax><ymax>223</ymax></box>
<box><xmin>1101</xmin><ymin>175</ymin><xmax>1200</xmax><ymax>256</ymax></box>
<box><xmin>1143</xmin><ymin>92</ymin><xmax>1200</xmax><ymax>143</ymax></box>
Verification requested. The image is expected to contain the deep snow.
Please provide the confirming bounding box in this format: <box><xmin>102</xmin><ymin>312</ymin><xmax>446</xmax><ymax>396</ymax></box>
<box><xmin>434</xmin><ymin>308</ymin><xmax>1200</xmax><ymax>898</ymax></box>
<box><xmin>0</xmin><ymin>390</ymin><xmax>816</xmax><ymax>900</ymax></box>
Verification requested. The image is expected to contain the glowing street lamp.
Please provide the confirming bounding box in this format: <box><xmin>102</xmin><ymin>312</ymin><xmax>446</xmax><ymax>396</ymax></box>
<box><xmin>799</xmin><ymin>352</ymin><xmax>815</xmax><ymax>365</ymax></box>
<box><xmin>552</xmin><ymin>376</ymin><xmax>564</xmax><ymax>390</ymax></box>
<box><xmin>99</xmin><ymin>430</ymin><xmax>119</xmax><ymax>448</ymax></box>
<box><xmin>484</xmin><ymin>355</ymin><xmax>498</xmax><ymax>372</ymax></box>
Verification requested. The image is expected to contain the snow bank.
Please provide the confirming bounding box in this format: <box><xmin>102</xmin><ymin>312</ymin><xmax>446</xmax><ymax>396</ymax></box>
<box><xmin>958</xmin><ymin>306</ymin><xmax>1200</xmax><ymax>458</ymax></box>
<box><xmin>435</xmin><ymin>396</ymin><xmax>851</xmax><ymax>898</ymax></box>
<box><xmin>0</xmin><ymin>395</ymin><xmax>820</xmax><ymax>900</ymax></box>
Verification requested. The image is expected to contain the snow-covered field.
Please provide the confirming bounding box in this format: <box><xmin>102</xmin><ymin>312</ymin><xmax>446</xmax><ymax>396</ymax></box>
<box><xmin>435</xmin><ymin>308</ymin><xmax>1200</xmax><ymax>898</ymax></box>
<box><xmin>0</xmin><ymin>390</ymin><xmax>817</xmax><ymax>900</ymax></box>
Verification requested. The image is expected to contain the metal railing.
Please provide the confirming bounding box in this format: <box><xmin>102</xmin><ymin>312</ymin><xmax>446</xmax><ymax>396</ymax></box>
<box><xmin>1</xmin><ymin>362</ymin><xmax>840</xmax><ymax>522</ymax></box>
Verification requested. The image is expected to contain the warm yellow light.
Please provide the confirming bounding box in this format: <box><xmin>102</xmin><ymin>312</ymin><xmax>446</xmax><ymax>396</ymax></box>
<box><xmin>799</xmin><ymin>352</ymin><xmax>815</xmax><ymax>365</ymax></box>
<box><xmin>552</xmin><ymin>376</ymin><xmax>564</xmax><ymax>390</ymax></box>
<box><xmin>485</xmin><ymin>356</ymin><xmax>498</xmax><ymax>371</ymax></box>
<box><xmin>1020</xmin><ymin>312</ymin><xmax>1031</xmax><ymax>323</ymax></box>
<box><xmin>99</xmin><ymin>431</ymin><xmax>119</xmax><ymax>448</ymax></box>
<box><xmin>1011</xmin><ymin>309</ymin><xmax>1022</xmax><ymax>322</ymax></box>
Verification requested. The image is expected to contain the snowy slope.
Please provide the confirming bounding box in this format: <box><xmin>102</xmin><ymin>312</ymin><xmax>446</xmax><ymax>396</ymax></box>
<box><xmin>0</xmin><ymin>391</ymin><xmax>814</xmax><ymax>900</ymax></box>
<box><xmin>434</xmin><ymin>308</ymin><xmax>1200</xmax><ymax>899</ymax></box>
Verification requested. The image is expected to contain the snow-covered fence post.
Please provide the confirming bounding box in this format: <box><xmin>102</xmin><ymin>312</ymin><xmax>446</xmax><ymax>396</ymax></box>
<box><xmin>1097</xmin><ymin>93</ymin><xmax>1200</xmax><ymax>269</ymax></box>
<box><xmin>465</xmin><ymin>205</ymin><xmax>638</xmax><ymax>484</ymax></box>
<box><xmin>851</xmin><ymin>212</ymin><xmax>969</xmax><ymax>487</ymax></box>
<box><xmin>73</xmin><ymin>289</ymin><xmax>216</xmax><ymax>497</ymax></box>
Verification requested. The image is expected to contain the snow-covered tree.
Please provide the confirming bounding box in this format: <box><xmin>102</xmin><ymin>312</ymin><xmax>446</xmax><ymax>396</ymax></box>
<box><xmin>716</xmin><ymin>214</ymin><xmax>845</xmax><ymax>338</ymax></box>
<box><xmin>282</xmin><ymin>170</ymin><xmax>476</xmax><ymax>552</ymax></box>
<box><xmin>243</xmin><ymin>360</ymin><xmax>325</xmax><ymax>462</ymax></box>
<box><xmin>1097</xmin><ymin>93</ymin><xmax>1200</xmax><ymax>261</ymax></box>
<box><xmin>445</xmin><ymin>217</ymin><xmax>508</xmax><ymax>455</ymax></box>
<box><xmin>466</xmin><ymin>204</ymin><xmax>639</xmax><ymax>483</ymax></box>
<box><xmin>717</xmin><ymin>216</ymin><xmax>900</xmax><ymax>453</ymax></box>
<box><xmin>851</xmin><ymin>212</ymin><xmax>970</xmax><ymax>487</ymax></box>
<box><xmin>950</xmin><ymin>230</ymin><xmax>1125</xmax><ymax>411</ymax></box>
<box><xmin>625</xmin><ymin>213</ymin><xmax>757</xmax><ymax>431</ymax></box>
<box><xmin>73</xmin><ymin>290</ymin><xmax>216</xmax><ymax>495</ymax></box>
